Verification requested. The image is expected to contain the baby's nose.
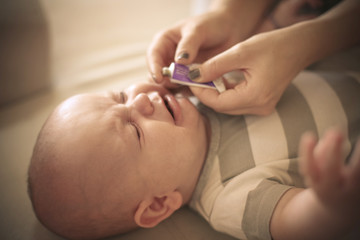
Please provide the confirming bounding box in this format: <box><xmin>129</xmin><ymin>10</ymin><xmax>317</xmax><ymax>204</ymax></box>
<box><xmin>133</xmin><ymin>93</ymin><xmax>154</xmax><ymax>116</ymax></box>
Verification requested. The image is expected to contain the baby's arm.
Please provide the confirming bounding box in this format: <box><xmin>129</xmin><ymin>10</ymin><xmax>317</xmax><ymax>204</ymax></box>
<box><xmin>270</xmin><ymin>128</ymin><xmax>360</xmax><ymax>240</ymax></box>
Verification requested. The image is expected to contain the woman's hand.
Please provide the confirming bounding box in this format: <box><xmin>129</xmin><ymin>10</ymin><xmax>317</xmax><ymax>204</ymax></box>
<box><xmin>146</xmin><ymin>0</ymin><xmax>275</xmax><ymax>88</ymax></box>
<box><xmin>146</xmin><ymin>10</ymin><xmax>246</xmax><ymax>87</ymax></box>
<box><xmin>188</xmin><ymin>27</ymin><xmax>307</xmax><ymax>115</ymax></box>
<box><xmin>188</xmin><ymin>0</ymin><xmax>360</xmax><ymax>116</ymax></box>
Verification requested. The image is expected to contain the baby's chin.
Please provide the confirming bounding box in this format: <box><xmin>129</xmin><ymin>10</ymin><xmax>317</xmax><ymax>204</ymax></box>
<box><xmin>178</xmin><ymin>97</ymin><xmax>205</xmax><ymax>128</ymax></box>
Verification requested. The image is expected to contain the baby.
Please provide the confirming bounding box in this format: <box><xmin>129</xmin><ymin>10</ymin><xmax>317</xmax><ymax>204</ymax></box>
<box><xmin>28</xmin><ymin>71</ymin><xmax>360</xmax><ymax>240</ymax></box>
<box><xmin>28</xmin><ymin>82</ymin><xmax>209</xmax><ymax>239</ymax></box>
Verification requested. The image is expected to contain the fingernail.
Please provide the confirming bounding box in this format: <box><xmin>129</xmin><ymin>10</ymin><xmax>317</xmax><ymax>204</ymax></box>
<box><xmin>188</xmin><ymin>68</ymin><xmax>201</xmax><ymax>81</ymax></box>
<box><xmin>151</xmin><ymin>74</ymin><xmax>157</xmax><ymax>81</ymax></box>
<box><xmin>177</xmin><ymin>52</ymin><xmax>189</xmax><ymax>60</ymax></box>
<box><xmin>151</xmin><ymin>73</ymin><xmax>160</xmax><ymax>83</ymax></box>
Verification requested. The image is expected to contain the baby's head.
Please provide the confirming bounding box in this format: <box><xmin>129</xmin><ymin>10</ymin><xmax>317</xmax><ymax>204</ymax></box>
<box><xmin>28</xmin><ymin>82</ymin><xmax>209</xmax><ymax>239</ymax></box>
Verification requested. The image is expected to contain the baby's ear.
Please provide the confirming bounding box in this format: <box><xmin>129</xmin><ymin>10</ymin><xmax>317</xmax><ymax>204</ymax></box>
<box><xmin>134</xmin><ymin>191</ymin><xmax>183</xmax><ymax>228</ymax></box>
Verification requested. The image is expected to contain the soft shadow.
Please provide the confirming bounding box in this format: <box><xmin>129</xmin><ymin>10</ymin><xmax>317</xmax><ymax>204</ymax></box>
<box><xmin>0</xmin><ymin>0</ymin><xmax>51</xmax><ymax>106</ymax></box>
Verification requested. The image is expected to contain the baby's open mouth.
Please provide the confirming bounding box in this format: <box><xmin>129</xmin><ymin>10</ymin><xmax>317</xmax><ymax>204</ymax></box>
<box><xmin>163</xmin><ymin>93</ymin><xmax>182</xmax><ymax>125</ymax></box>
<box><xmin>164</xmin><ymin>98</ymin><xmax>175</xmax><ymax>119</ymax></box>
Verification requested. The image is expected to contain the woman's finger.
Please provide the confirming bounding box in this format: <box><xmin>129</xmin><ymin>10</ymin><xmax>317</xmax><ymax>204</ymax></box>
<box><xmin>147</xmin><ymin>29</ymin><xmax>180</xmax><ymax>83</ymax></box>
<box><xmin>175</xmin><ymin>27</ymin><xmax>204</xmax><ymax>65</ymax></box>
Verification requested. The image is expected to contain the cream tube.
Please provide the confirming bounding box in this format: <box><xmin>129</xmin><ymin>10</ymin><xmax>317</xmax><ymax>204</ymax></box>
<box><xmin>162</xmin><ymin>62</ymin><xmax>226</xmax><ymax>93</ymax></box>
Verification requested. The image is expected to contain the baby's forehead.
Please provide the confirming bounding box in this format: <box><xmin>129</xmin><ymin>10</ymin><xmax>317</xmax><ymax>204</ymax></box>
<box><xmin>61</xmin><ymin>93</ymin><xmax>104</xmax><ymax>107</ymax></box>
<box><xmin>53</xmin><ymin>94</ymin><xmax>112</xmax><ymax>130</ymax></box>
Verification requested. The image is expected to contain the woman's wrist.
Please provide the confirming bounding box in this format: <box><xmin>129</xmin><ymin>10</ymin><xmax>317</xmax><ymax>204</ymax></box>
<box><xmin>210</xmin><ymin>0</ymin><xmax>278</xmax><ymax>39</ymax></box>
<box><xmin>276</xmin><ymin>19</ymin><xmax>333</xmax><ymax>70</ymax></box>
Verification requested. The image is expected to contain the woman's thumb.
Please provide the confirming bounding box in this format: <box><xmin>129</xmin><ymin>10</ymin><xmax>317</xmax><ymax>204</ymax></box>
<box><xmin>188</xmin><ymin>47</ymin><xmax>240</xmax><ymax>83</ymax></box>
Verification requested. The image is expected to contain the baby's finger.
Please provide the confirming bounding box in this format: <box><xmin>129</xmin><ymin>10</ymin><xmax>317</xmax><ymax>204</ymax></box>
<box><xmin>349</xmin><ymin>138</ymin><xmax>360</xmax><ymax>186</ymax></box>
<box><xmin>299</xmin><ymin>132</ymin><xmax>319</xmax><ymax>186</ymax></box>
<box><xmin>315</xmin><ymin>129</ymin><xmax>344</xmax><ymax>186</ymax></box>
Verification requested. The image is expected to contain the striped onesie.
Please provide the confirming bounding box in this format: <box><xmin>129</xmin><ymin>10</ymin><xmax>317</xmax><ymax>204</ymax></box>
<box><xmin>189</xmin><ymin>71</ymin><xmax>360</xmax><ymax>240</ymax></box>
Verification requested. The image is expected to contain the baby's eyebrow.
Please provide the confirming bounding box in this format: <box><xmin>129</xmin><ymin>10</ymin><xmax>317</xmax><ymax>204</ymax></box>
<box><xmin>119</xmin><ymin>91</ymin><xmax>127</xmax><ymax>103</ymax></box>
<box><xmin>107</xmin><ymin>91</ymin><xmax>127</xmax><ymax>103</ymax></box>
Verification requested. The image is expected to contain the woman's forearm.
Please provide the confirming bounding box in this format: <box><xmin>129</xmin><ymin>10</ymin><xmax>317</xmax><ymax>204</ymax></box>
<box><xmin>287</xmin><ymin>0</ymin><xmax>360</xmax><ymax>68</ymax></box>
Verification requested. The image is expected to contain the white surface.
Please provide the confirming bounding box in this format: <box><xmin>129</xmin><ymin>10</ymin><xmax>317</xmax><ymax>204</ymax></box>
<box><xmin>40</xmin><ymin>0</ymin><xmax>192</xmax><ymax>88</ymax></box>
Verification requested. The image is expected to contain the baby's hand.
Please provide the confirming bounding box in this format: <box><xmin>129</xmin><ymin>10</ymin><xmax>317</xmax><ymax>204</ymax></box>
<box><xmin>299</xmin><ymin>128</ymin><xmax>360</xmax><ymax>221</ymax></box>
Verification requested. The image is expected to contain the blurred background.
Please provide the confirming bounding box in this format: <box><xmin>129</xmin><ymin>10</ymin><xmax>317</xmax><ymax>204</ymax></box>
<box><xmin>1</xmin><ymin>0</ymin><xmax>201</xmax><ymax>105</ymax></box>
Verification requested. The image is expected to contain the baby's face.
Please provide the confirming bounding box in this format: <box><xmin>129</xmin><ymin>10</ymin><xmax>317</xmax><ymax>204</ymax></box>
<box><xmin>55</xmin><ymin>82</ymin><xmax>208</xmax><ymax>198</ymax></box>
